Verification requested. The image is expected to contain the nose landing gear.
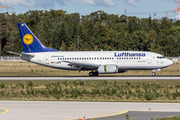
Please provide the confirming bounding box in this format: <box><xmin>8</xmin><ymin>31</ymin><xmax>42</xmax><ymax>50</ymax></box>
<box><xmin>152</xmin><ymin>69</ymin><xmax>161</xmax><ymax>76</ymax></box>
<box><xmin>152</xmin><ymin>72</ymin><xmax>156</xmax><ymax>76</ymax></box>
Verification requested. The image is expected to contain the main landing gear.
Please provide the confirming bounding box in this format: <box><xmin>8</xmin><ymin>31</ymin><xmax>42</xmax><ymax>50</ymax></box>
<box><xmin>89</xmin><ymin>71</ymin><xmax>99</xmax><ymax>76</ymax></box>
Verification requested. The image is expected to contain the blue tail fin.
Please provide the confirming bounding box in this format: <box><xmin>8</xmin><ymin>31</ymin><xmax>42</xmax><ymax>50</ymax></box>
<box><xmin>17</xmin><ymin>23</ymin><xmax>59</xmax><ymax>53</ymax></box>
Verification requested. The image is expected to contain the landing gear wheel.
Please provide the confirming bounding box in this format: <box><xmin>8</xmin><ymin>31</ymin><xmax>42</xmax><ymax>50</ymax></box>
<box><xmin>152</xmin><ymin>72</ymin><xmax>156</xmax><ymax>76</ymax></box>
<box><xmin>94</xmin><ymin>71</ymin><xmax>99</xmax><ymax>76</ymax></box>
<box><xmin>89</xmin><ymin>72</ymin><xmax>94</xmax><ymax>76</ymax></box>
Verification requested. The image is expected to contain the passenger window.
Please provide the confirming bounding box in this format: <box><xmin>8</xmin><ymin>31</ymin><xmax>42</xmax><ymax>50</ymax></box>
<box><xmin>75</xmin><ymin>58</ymin><xmax>76</xmax><ymax>60</ymax></box>
<box><xmin>94</xmin><ymin>58</ymin><xmax>96</xmax><ymax>60</ymax></box>
<box><xmin>112</xmin><ymin>58</ymin><xmax>114</xmax><ymax>60</ymax></box>
<box><xmin>72</xmin><ymin>58</ymin><xmax>74</xmax><ymax>60</ymax></box>
<box><xmin>70</xmin><ymin>58</ymin><xmax>71</xmax><ymax>60</ymax></box>
<box><xmin>117</xmin><ymin>58</ymin><xmax>118</xmax><ymax>60</ymax></box>
<box><xmin>82</xmin><ymin>58</ymin><xmax>83</xmax><ymax>60</ymax></box>
<box><xmin>60</xmin><ymin>58</ymin><xmax>62</xmax><ymax>60</ymax></box>
<box><xmin>67</xmin><ymin>58</ymin><xmax>69</xmax><ymax>60</ymax></box>
<box><xmin>107</xmin><ymin>58</ymin><xmax>109</xmax><ymax>60</ymax></box>
<box><xmin>89</xmin><ymin>58</ymin><xmax>91</xmax><ymax>60</ymax></box>
<box><xmin>84</xmin><ymin>58</ymin><xmax>86</xmax><ymax>60</ymax></box>
<box><xmin>97</xmin><ymin>58</ymin><xmax>99</xmax><ymax>60</ymax></box>
<box><xmin>87</xmin><ymin>58</ymin><xmax>88</xmax><ymax>60</ymax></box>
<box><xmin>110</xmin><ymin>58</ymin><xmax>111</xmax><ymax>60</ymax></box>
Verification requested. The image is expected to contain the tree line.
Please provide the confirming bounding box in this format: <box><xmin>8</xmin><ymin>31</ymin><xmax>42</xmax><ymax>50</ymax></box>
<box><xmin>0</xmin><ymin>9</ymin><xmax>180</xmax><ymax>56</ymax></box>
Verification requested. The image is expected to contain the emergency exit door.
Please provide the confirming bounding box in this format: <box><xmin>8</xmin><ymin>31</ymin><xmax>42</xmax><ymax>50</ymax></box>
<box><xmin>45</xmin><ymin>55</ymin><xmax>49</xmax><ymax>64</ymax></box>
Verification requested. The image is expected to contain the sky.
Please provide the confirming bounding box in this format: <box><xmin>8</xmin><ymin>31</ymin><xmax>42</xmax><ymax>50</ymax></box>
<box><xmin>0</xmin><ymin>0</ymin><xmax>179</xmax><ymax>19</ymax></box>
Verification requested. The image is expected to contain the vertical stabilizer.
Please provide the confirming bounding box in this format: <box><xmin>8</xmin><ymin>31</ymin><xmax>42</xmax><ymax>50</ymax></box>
<box><xmin>17</xmin><ymin>23</ymin><xmax>59</xmax><ymax>53</ymax></box>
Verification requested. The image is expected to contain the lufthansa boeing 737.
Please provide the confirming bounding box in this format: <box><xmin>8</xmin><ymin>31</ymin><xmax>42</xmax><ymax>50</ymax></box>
<box><xmin>8</xmin><ymin>23</ymin><xmax>173</xmax><ymax>76</ymax></box>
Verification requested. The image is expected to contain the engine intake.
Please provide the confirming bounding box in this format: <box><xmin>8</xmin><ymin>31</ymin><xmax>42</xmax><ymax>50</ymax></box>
<box><xmin>98</xmin><ymin>65</ymin><xmax>118</xmax><ymax>74</ymax></box>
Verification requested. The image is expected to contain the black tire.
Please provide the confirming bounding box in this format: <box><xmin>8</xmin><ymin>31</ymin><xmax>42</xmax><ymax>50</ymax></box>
<box><xmin>89</xmin><ymin>72</ymin><xmax>94</xmax><ymax>76</ymax></box>
<box><xmin>94</xmin><ymin>71</ymin><xmax>99</xmax><ymax>76</ymax></box>
<box><xmin>152</xmin><ymin>72</ymin><xmax>156</xmax><ymax>76</ymax></box>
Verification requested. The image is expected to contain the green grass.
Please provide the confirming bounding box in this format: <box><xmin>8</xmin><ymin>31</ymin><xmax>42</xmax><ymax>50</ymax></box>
<box><xmin>0</xmin><ymin>61</ymin><xmax>179</xmax><ymax>76</ymax></box>
<box><xmin>155</xmin><ymin>116</ymin><xmax>180</xmax><ymax>120</ymax></box>
<box><xmin>1</xmin><ymin>80</ymin><xmax>180</xmax><ymax>101</ymax></box>
<box><xmin>125</xmin><ymin>114</ymin><xmax>180</xmax><ymax>120</ymax></box>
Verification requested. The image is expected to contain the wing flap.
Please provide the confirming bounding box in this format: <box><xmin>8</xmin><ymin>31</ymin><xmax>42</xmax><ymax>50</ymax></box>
<box><xmin>63</xmin><ymin>61</ymin><xmax>99</xmax><ymax>69</ymax></box>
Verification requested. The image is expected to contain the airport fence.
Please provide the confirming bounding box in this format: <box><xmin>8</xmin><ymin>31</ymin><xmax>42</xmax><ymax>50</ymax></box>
<box><xmin>0</xmin><ymin>56</ymin><xmax>180</xmax><ymax>62</ymax></box>
<box><xmin>167</xmin><ymin>57</ymin><xmax>180</xmax><ymax>62</ymax></box>
<box><xmin>0</xmin><ymin>56</ymin><xmax>24</xmax><ymax>62</ymax></box>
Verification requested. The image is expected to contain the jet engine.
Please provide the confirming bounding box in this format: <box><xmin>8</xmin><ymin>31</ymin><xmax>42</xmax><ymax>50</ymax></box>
<box><xmin>98</xmin><ymin>65</ymin><xmax>118</xmax><ymax>74</ymax></box>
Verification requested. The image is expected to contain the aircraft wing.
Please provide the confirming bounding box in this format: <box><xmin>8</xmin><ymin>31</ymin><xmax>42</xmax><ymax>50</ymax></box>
<box><xmin>8</xmin><ymin>51</ymin><xmax>35</xmax><ymax>57</ymax></box>
<box><xmin>63</xmin><ymin>61</ymin><xmax>99</xmax><ymax>70</ymax></box>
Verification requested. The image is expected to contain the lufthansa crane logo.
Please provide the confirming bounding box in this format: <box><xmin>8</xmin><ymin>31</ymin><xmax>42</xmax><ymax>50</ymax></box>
<box><xmin>23</xmin><ymin>34</ymin><xmax>33</xmax><ymax>45</ymax></box>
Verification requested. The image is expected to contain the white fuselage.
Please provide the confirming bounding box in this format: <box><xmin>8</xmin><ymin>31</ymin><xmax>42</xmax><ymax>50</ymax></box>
<box><xmin>21</xmin><ymin>51</ymin><xmax>173</xmax><ymax>72</ymax></box>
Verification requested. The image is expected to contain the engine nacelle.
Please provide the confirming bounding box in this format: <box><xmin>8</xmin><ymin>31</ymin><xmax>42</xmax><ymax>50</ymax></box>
<box><xmin>98</xmin><ymin>65</ymin><xmax>118</xmax><ymax>74</ymax></box>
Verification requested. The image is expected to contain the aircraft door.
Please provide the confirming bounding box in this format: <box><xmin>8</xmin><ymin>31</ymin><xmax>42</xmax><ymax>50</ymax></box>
<box><xmin>45</xmin><ymin>55</ymin><xmax>49</xmax><ymax>64</ymax></box>
<box><xmin>147</xmin><ymin>54</ymin><xmax>152</xmax><ymax>64</ymax></box>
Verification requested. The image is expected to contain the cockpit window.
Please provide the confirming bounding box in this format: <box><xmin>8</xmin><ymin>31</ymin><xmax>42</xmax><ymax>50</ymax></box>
<box><xmin>157</xmin><ymin>56</ymin><xmax>165</xmax><ymax>59</ymax></box>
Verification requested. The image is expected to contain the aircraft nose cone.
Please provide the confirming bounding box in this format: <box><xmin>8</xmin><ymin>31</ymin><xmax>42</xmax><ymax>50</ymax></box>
<box><xmin>168</xmin><ymin>59</ymin><xmax>173</xmax><ymax>66</ymax></box>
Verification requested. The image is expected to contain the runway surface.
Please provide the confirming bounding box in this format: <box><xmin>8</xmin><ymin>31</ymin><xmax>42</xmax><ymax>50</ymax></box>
<box><xmin>0</xmin><ymin>109</ymin><xmax>4</xmax><ymax>113</ymax></box>
<box><xmin>0</xmin><ymin>101</ymin><xmax>180</xmax><ymax>120</ymax></box>
<box><xmin>0</xmin><ymin>76</ymin><xmax>180</xmax><ymax>81</ymax></box>
<box><xmin>94</xmin><ymin>111</ymin><xmax>180</xmax><ymax>120</ymax></box>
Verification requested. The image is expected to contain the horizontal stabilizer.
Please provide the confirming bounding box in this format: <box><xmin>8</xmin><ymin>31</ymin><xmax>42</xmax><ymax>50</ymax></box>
<box><xmin>8</xmin><ymin>51</ymin><xmax>35</xmax><ymax>57</ymax></box>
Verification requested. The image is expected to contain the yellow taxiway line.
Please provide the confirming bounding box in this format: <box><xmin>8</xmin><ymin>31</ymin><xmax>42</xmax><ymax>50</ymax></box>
<box><xmin>69</xmin><ymin>110</ymin><xmax>128</xmax><ymax>120</ymax></box>
<box><xmin>0</xmin><ymin>108</ymin><xmax>9</xmax><ymax>114</ymax></box>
